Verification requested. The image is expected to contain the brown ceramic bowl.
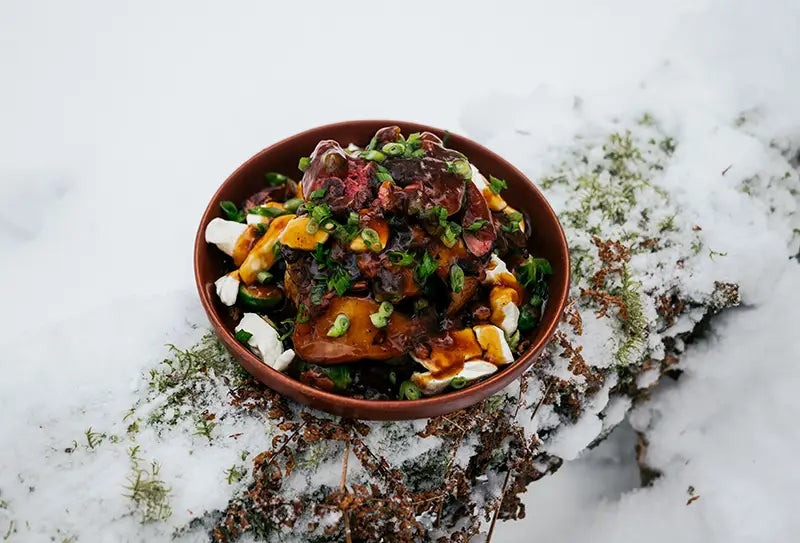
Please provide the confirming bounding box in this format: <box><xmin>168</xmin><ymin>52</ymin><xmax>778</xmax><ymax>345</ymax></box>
<box><xmin>194</xmin><ymin>120</ymin><xmax>569</xmax><ymax>420</ymax></box>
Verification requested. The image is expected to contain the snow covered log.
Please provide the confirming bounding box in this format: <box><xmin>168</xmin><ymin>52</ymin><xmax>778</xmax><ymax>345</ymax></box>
<box><xmin>36</xmin><ymin>117</ymin><xmax>799</xmax><ymax>543</ymax></box>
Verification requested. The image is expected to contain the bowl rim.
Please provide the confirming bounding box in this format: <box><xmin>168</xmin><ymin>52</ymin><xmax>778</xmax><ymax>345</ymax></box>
<box><xmin>194</xmin><ymin>119</ymin><xmax>570</xmax><ymax>420</ymax></box>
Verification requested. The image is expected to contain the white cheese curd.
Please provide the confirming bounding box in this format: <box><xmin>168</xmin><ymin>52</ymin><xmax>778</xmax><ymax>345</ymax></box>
<box><xmin>235</xmin><ymin>313</ymin><xmax>293</xmax><ymax>372</ymax></box>
<box><xmin>470</xmin><ymin>164</ymin><xmax>489</xmax><ymax>192</ymax></box>
<box><xmin>498</xmin><ymin>301</ymin><xmax>520</xmax><ymax>336</ymax></box>
<box><xmin>411</xmin><ymin>360</ymin><xmax>498</xmax><ymax>395</ymax></box>
<box><xmin>482</xmin><ymin>253</ymin><xmax>510</xmax><ymax>285</ymax></box>
<box><xmin>272</xmin><ymin>349</ymin><xmax>296</xmax><ymax>372</ymax></box>
<box><xmin>473</xmin><ymin>324</ymin><xmax>514</xmax><ymax>365</ymax></box>
<box><xmin>214</xmin><ymin>272</ymin><xmax>240</xmax><ymax>306</ymax></box>
<box><xmin>246</xmin><ymin>213</ymin><xmax>269</xmax><ymax>225</ymax></box>
<box><xmin>205</xmin><ymin>217</ymin><xmax>247</xmax><ymax>257</ymax></box>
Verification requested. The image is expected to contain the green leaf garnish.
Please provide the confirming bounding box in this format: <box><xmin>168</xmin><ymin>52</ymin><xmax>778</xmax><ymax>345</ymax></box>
<box><xmin>376</xmin><ymin>171</ymin><xmax>394</xmax><ymax>184</ymax></box>
<box><xmin>327</xmin><ymin>267</ymin><xmax>350</xmax><ymax>297</ymax></box>
<box><xmin>234</xmin><ymin>329</ymin><xmax>253</xmax><ymax>343</ymax></box>
<box><xmin>414</xmin><ymin>252</ymin><xmax>438</xmax><ymax>284</ymax></box>
<box><xmin>500</xmin><ymin>211</ymin><xmax>523</xmax><ymax>233</ymax></box>
<box><xmin>324</xmin><ymin>365</ymin><xmax>352</xmax><ymax>391</ymax></box>
<box><xmin>516</xmin><ymin>256</ymin><xmax>553</xmax><ymax>288</ymax></box>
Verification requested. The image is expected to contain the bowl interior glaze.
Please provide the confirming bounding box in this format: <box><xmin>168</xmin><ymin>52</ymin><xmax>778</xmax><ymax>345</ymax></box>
<box><xmin>194</xmin><ymin>120</ymin><xmax>569</xmax><ymax>420</ymax></box>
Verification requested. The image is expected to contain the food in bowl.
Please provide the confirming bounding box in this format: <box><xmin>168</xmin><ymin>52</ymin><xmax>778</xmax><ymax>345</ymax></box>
<box><xmin>204</xmin><ymin>126</ymin><xmax>552</xmax><ymax>400</ymax></box>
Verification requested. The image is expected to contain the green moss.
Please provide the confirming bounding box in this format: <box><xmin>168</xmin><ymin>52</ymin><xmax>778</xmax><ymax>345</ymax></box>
<box><xmin>615</xmin><ymin>266</ymin><xmax>647</xmax><ymax>366</ymax></box>
<box><xmin>122</xmin><ymin>452</ymin><xmax>172</xmax><ymax>524</ymax></box>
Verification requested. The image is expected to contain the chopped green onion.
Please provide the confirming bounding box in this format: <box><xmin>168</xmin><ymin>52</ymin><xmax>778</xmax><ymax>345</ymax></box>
<box><xmin>370</xmin><ymin>313</ymin><xmax>387</xmax><ymax>328</ymax></box>
<box><xmin>450</xmin><ymin>376</ymin><xmax>467</xmax><ymax>389</ymax></box>
<box><xmin>441</xmin><ymin>222</ymin><xmax>462</xmax><ymax>248</ymax></box>
<box><xmin>284</xmin><ymin>197</ymin><xmax>303</xmax><ymax>213</ymax></box>
<box><xmin>234</xmin><ymin>329</ymin><xmax>253</xmax><ymax>343</ymax></box>
<box><xmin>449</xmin><ymin>264</ymin><xmax>464</xmax><ymax>293</ymax></box>
<box><xmin>365</xmin><ymin>135</ymin><xmax>379</xmax><ymax>152</ymax></box>
<box><xmin>248</xmin><ymin>205</ymin><xmax>287</xmax><ymax>218</ymax></box>
<box><xmin>279</xmin><ymin>319</ymin><xmax>295</xmax><ymax>341</ymax></box>
<box><xmin>363</xmin><ymin>150</ymin><xmax>386</xmax><ymax>162</ymax></box>
<box><xmin>388</xmin><ymin>251</ymin><xmax>415</xmax><ymax>266</ymax></box>
<box><xmin>361</xmin><ymin>228</ymin><xmax>381</xmax><ymax>251</ymax></box>
<box><xmin>272</xmin><ymin>240</ymin><xmax>281</xmax><ymax>258</ymax></box>
<box><xmin>507</xmin><ymin>330</ymin><xmax>521</xmax><ymax>350</ymax></box>
<box><xmin>309</xmin><ymin>188</ymin><xmax>327</xmax><ymax>200</ymax></box>
<box><xmin>398</xmin><ymin>380</ymin><xmax>421</xmax><ymax>400</ymax></box>
<box><xmin>446</xmin><ymin>160</ymin><xmax>472</xmax><ymax>179</ymax></box>
<box><xmin>488</xmin><ymin>175</ymin><xmax>508</xmax><ymax>194</ymax></box>
<box><xmin>376</xmin><ymin>171</ymin><xmax>394</xmax><ymax>183</ymax></box>
<box><xmin>326</xmin><ymin>313</ymin><xmax>350</xmax><ymax>337</ymax></box>
<box><xmin>413</xmin><ymin>298</ymin><xmax>429</xmax><ymax>312</ymax></box>
<box><xmin>256</xmin><ymin>270</ymin><xmax>273</xmax><ymax>284</ymax></box>
<box><xmin>411</xmin><ymin>149</ymin><xmax>426</xmax><ymax>158</ymax></box>
<box><xmin>378</xmin><ymin>301</ymin><xmax>393</xmax><ymax>318</ymax></box>
<box><xmin>220</xmin><ymin>201</ymin><xmax>245</xmax><ymax>223</ymax></box>
<box><xmin>500</xmin><ymin>211</ymin><xmax>523</xmax><ymax>233</ymax></box>
<box><xmin>264</xmin><ymin>172</ymin><xmax>289</xmax><ymax>186</ymax></box>
<box><xmin>298</xmin><ymin>157</ymin><xmax>311</xmax><ymax>172</ymax></box>
<box><xmin>254</xmin><ymin>223</ymin><xmax>269</xmax><ymax>235</ymax></box>
<box><xmin>296</xmin><ymin>303</ymin><xmax>310</xmax><ymax>324</ymax></box>
<box><xmin>382</xmin><ymin>142</ymin><xmax>406</xmax><ymax>156</ymax></box>
<box><xmin>465</xmin><ymin>219</ymin><xmax>488</xmax><ymax>232</ymax></box>
<box><xmin>415</xmin><ymin>252</ymin><xmax>438</xmax><ymax>284</ymax></box>
<box><xmin>306</xmin><ymin>220</ymin><xmax>320</xmax><ymax>234</ymax></box>
<box><xmin>388</xmin><ymin>371</ymin><xmax>397</xmax><ymax>386</ymax></box>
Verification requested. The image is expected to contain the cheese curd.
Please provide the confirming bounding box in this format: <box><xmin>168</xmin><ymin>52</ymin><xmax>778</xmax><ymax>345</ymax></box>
<box><xmin>235</xmin><ymin>313</ymin><xmax>295</xmax><ymax>372</ymax></box>
<box><xmin>214</xmin><ymin>271</ymin><xmax>240</xmax><ymax>306</ymax></box>
<box><xmin>473</xmin><ymin>324</ymin><xmax>514</xmax><ymax>365</ymax></box>
<box><xmin>412</xmin><ymin>360</ymin><xmax>498</xmax><ymax>395</ymax></box>
<box><xmin>483</xmin><ymin>254</ymin><xmax>509</xmax><ymax>285</ymax></box>
<box><xmin>470</xmin><ymin>164</ymin><xmax>507</xmax><ymax>212</ymax></box>
<box><xmin>205</xmin><ymin>218</ymin><xmax>247</xmax><ymax>257</ymax></box>
<box><xmin>490</xmin><ymin>286</ymin><xmax>520</xmax><ymax>336</ymax></box>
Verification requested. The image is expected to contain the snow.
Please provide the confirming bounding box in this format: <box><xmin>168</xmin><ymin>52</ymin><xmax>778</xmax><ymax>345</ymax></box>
<box><xmin>1</xmin><ymin>0</ymin><xmax>799</xmax><ymax>542</ymax></box>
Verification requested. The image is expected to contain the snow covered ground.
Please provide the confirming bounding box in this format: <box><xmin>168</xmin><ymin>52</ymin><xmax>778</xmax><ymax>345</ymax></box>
<box><xmin>1</xmin><ymin>0</ymin><xmax>799</xmax><ymax>541</ymax></box>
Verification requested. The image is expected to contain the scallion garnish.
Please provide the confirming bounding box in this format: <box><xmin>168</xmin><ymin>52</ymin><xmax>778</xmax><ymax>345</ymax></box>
<box><xmin>399</xmin><ymin>380</ymin><xmax>421</xmax><ymax>400</ymax></box>
<box><xmin>465</xmin><ymin>219</ymin><xmax>488</xmax><ymax>232</ymax></box>
<box><xmin>309</xmin><ymin>188</ymin><xmax>327</xmax><ymax>200</ymax></box>
<box><xmin>361</xmin><ymin>228</ymin><xmax>381</xmax><ymax>251</ymax></box>
<box><xmin>284</xmin><ymin>197</ymin><xmax>303</xmax><ymax>213</ymax></box>
<box><xmin>256</xmin><ymin>270</ymin><xmax>273</xmax><ymax>284</ymax></box>
<box><xmin>500</xmin><ymin>211</ymin><xmax>523</xmax><ymax>233</ymax></box>
<box><xmin>450</xmin><ymin>376</ymin><xmax>467</xmax><ymax>389</ymax></box>
<box><xmin>326</xmin><ymin>313</ymin><xmax>350</xmax><ymax>338</ymax></box>
<box><xmin>362</xmin><ymin>150</ymin><xmax>386</xmax><ymax>162</ymax></box>
<box><xmin>381</xmin><ymin>142</ymin><xmax>405</xmax><ymax>156</ymax></box>
<box><xmin>298</xmin><ymin>156</ymin><xmax>311</xmax><ymax>172</ymax></box>
<box><xmin>488</xmin><ymin>175</ymin><xmax>508</xmax><ymax>194</ymax></box>
<box><xmin>388</xmin><ymin>251</ymin><xmax>415</xmax><ymax>266</ymax></box>
<box><xmin>248</xmin><ymin>205</ymin><xmax>287</xmax><ymax>218</ymax></box>
<box><xmin>220</xmin><ymin>201</ymin><xmax>245</xmax><ymax>223</ymax></box>
<box><xmin>264</xmin><ymin>172</ymin><xmax>289</xmax><ymax>186</ymax></box>
<box><xmin>376</xmin><ymin>171</ymin><xmax>394</xmax><ymax>183</ymax></box>
<box><xmin>369</xmin><ymin>301</ymin><xmax>394</xmax><ymax>328</ymax></box>
<box><xmin>450</xmin><ymin>264</ymin><xmax>464</xmax><ymax>293</ymax></box>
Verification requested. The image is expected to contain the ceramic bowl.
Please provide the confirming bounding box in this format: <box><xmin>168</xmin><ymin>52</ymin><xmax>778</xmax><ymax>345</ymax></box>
<box><xmin>194</xmin><ymin>120</ymin><xmax>569</xmax><ymax>420</ymax></box>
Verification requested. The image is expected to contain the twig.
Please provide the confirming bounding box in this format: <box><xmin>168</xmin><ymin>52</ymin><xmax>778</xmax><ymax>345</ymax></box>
<box><xmin>530</xmin><ymin>380</ymin><xmax>555</xmax><ymax>421</ymax></box>
<box><xmin>341</xmin><ymin>438</ymin><xmax>352</xmax><ymax>543</ymax></box>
